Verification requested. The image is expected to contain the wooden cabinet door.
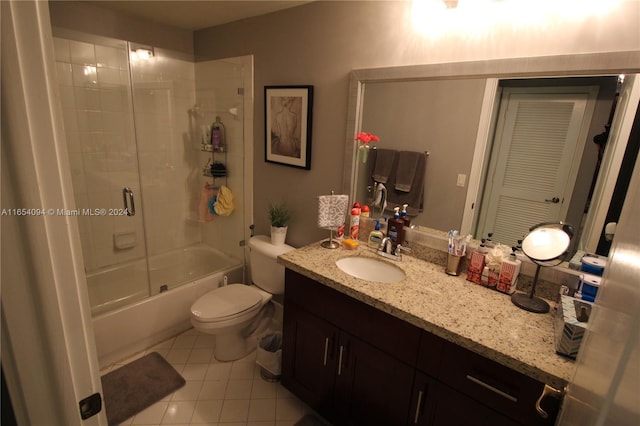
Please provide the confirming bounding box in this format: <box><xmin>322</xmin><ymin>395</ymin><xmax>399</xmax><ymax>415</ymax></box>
<box><xmin>335</xmin><ymin>333</ymin><xmax>415</xmax><ymax>426</ymax></box>
<box><xmin>281</xmin><ymin>301</ymin><xmax>338</xmax><ymax>416</ymax></box>
<box><xmin>430</xmin><ymin>381</ymin><xmax>519</xmax><ymax>426</ymax></box>
<box><xmin>409</xmin><ymin>372</ymin><xmax>435</xmax><ymax>426</ymax></box>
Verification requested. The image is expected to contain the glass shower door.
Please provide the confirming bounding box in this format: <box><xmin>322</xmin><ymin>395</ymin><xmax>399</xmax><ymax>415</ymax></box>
<box><xmin>53</xmin><ymin>35</ymin><xmax>151</xmax><ymax>315</ymax></box>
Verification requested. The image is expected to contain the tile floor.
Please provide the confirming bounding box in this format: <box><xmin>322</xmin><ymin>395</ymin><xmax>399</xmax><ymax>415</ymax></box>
<box><xmin>101</xmin><ymin>328</ymin><xmax>315</xmax><ymax>426</ymax></box>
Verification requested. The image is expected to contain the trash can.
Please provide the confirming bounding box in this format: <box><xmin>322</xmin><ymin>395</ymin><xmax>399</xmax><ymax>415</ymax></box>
<box><xmin>256</xmin><ymin>331</ymin><xmax>282</xmax><ymax>382</ymax></box>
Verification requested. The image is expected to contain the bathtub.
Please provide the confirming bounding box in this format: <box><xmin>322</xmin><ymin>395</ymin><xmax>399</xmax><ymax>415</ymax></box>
<box><xmin>91</xmin><ymin>245</ymin><xmax>244</xmax><ymax>367</ymax></box>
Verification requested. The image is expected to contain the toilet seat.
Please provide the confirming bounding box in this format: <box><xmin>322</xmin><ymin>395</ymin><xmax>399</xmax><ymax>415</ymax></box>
<box><xmin>191</xmin><ymin>284</ymin><xmax>263</xmax><ymax>322</ymax></box>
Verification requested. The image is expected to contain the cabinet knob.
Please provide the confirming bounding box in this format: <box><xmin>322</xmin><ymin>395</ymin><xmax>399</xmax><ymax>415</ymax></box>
<box><xmin>535</xmin><ymin>384</ymin><xmax>564</xmax><ymax>419</ymax></box>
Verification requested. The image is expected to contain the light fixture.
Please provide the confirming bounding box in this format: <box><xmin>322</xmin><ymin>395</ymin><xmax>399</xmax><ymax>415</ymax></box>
<box><xmin>134</xmin><ymin>48</ymin><xmax>154</xmax><ymax>60</ymax></box>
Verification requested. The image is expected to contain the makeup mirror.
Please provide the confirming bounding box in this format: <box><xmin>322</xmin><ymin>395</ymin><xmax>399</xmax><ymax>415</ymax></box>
<box><xmin>512</xmin><ymin>222</ymin><xmax>574</xmax><ymax>313</ymax></box>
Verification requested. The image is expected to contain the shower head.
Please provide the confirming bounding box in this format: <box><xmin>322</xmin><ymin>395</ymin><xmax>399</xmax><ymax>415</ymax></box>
<box><xmin>188</xmin><ymin>105</ymin><xmax>203</xmax><ymax>117</ymax></box>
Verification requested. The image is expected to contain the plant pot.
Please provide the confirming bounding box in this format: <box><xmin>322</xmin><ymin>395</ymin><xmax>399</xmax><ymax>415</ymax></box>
<box><xmin>271</xmin><ymin>226</ymin><xmax>288</xmax><ymax>245</ymax></box>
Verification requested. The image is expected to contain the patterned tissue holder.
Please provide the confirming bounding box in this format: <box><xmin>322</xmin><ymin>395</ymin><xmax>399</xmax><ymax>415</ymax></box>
<box><xmin>554</xmin><ymin>295</ymin><xmax>592</xmax><ymax>358</ymax></box>
<box><xmin>317</xmin><ymin>194</ymin><xmax>349</xmax><ymax>229</ymax></box>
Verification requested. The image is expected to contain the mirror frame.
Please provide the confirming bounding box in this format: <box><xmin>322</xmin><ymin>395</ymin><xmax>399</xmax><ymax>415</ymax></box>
<box><xmin>343</xmin><ymin>51</ymin><xmax>640</xmax><ymax>253</ymax></box>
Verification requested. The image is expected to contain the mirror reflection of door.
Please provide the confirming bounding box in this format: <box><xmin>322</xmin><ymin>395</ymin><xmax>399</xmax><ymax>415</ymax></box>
<box><xmin>477</xmin><ymin>86</ymin><xmax>599</xmax><ymax>247</ymax></box>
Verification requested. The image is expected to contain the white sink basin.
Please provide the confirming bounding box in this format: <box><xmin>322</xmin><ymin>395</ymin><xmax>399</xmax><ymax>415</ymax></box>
<box><xmin>336</xmin><ymin>256</ymin><xmax>406</xmax><ymax>283</ymax></box>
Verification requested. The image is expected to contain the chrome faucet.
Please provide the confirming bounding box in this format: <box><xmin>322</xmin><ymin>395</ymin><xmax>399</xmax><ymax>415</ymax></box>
<box><xmin>379</xmin><ymin>237</ymin><xmax>394</xmax><ymax>254</ymax></box>
<box><xmin>377</xmin><ymin>237</ymin><xmax>411</xmax><ymax>261</ymax></box>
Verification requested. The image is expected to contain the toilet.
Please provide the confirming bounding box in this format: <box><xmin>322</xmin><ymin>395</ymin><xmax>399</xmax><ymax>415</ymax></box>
<box><xmin>190</xmin><ymin>235</ymin><xmax>294</xmax><ymax>361</ymax></box>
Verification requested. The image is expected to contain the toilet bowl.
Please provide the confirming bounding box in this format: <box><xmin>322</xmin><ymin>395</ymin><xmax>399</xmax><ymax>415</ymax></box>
<box><xmin>190</xmin><ymin>235</ymin><xmax>294</xmax><ymax>361</ymax></box>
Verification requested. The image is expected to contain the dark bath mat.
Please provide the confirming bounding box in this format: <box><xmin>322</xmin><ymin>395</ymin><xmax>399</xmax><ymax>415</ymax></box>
<box><xmin>101</xmin><ymin>352</ymin><xmax>185</xmax><ymax>426</ymax></box>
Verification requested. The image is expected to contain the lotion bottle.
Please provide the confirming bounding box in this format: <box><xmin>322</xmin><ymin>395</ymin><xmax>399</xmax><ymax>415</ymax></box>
<box><xmin>368</xmin><ymin>220</ymin><xmax>384</xmax><ymax>248</ymax></box>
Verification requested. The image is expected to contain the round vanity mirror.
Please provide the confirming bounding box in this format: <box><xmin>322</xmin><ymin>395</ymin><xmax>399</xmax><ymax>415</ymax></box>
<box><xmin>512</xmin><ymin>222</ymin><xmax>574</xmax><ymax>313</ymax></box>
<box><xmin>521</xmin><ymin>225</ymin><xmax>572</xmax><ymax>263</ymax></box>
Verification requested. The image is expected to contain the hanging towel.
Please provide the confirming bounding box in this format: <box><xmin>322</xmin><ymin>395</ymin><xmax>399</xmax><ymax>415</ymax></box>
<box><xmin>317</xmin><ymin>194</ymin><xmax>349</xmax><ymax>229</ymax></box>
<box><xmin>395</xmin><ymin>151</ymin><xmax>422</xmax><ymax>192</ymax></box>
<box><xmin>371</xmin><ymin>149</ymin><xmax>397</xmax><ymax>184</ymax></box>
<box><xmin>386</xmin><ymin>152</ymin><xmax>427</xmax><ymax>216</ymax></box>
<box><xmin>213</xmin><ymin>185</ymin><xmax>235</xmax><ymax>216</ymax></box>
<box><xmin>199</xmin><ymin>185</ymin><xmax>216</xmax><ymax>222</ymax></box>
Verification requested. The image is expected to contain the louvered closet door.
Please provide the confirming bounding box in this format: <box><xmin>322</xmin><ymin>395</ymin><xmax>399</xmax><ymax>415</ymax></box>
<box><xmin>480</xmin><ymin>91</ymin><xmax>591</xmax><ymax>247</ymax></box>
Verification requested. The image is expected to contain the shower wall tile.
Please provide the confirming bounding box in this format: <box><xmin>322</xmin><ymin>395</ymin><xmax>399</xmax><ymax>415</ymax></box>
<box><xmin>69</xmin><ymin>40</ymin><xmax>95</xmax><ymax>65</ymax></box>
<box><xmin>74</xmin><ymin>87</ymin><xmax>101</xmax><ymax>110</ymax></box>
<box><xmin>100</xmin><ymin>87</ymin><xmax>128</xmax><ymax>112</ymax></box>
<box><xmin>95</xmin><ymin>45</ymin><xmax>128</xmax><ymax>70</ymax></box>
<box><xmin>97</xmin><ymin>67</ymin><xmax>126</xmax><ymax>87</ymax></box>
<box><xmin>53</xmin><ymin>37</ymin><xmax>70</xmax><ymax>62</ymax></box>
<box><xmin>130</xmin><ymin>50</ymin><xmax>198</xmax><ymax>257</ymax></box>
<box><xmin>59</xmin><ymin>86</ymin><xmax>76</xmax><ymax>109</ymax></box>
<box><xmin>57</xmin><ymin>37</ymin><xmax>149</xmax><ymax>272</ymax></box>
<box><xmin>58</xmin><ymin>36</ymin><xmax>212</xmax><ymax>273</ymax></box>
<box><xmin>77</xmin><ymin>110</ymin><xmax>104</xmax><ymax>133</ymax></box>
<box><xmin>71</xmin><ymin>64</ymin><xmax>98</xmax><ymax>87</ymax></box>
<box><xmin>56</xmin><ymin>62</ymin><xmax>73</xmax><ymax>86</ymax></box>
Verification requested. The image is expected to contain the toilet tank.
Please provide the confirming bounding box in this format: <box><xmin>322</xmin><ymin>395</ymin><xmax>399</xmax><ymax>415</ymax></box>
<box><xmin>249</xmin><ymin>235</ymin><xmax>294</xmax><ymax>295</ymax></box>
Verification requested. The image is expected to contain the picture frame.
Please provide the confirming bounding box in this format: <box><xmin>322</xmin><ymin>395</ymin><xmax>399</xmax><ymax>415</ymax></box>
<box><xmin>265</xmin><ymin>85</ymin><xmax>313</xmax><ymax>169</ymax></box>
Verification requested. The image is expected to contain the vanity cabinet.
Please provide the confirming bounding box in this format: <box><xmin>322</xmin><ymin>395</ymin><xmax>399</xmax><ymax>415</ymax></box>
<box><xmin>282</xmin><ymin>269</ymin><xmax>419</xmax><ymax>425</ymax></box>
<box><xmin>410</xmin><ymin>372</ymin><xmax>519</xmax><ymax>426</ymax></box>
<box><xmin>282</xmin><ymin>269</ymin><xmax>560</xmax><ymax>426</ymax></box>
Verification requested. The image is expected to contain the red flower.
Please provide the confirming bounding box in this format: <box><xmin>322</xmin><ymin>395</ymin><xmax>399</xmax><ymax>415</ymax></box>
<box><xmin>355</xmin><ymin>132</ymin><xmax>379</xmax><ymax>144</ymax></box>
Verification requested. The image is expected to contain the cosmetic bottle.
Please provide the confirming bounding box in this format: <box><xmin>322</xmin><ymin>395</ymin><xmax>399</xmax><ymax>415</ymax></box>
<box><xmin>349</xmin><ymin>207</ymin><xmax>360</xmax><ymax>240</ymax></box>
<box><xmin>400</xmin><ymin>204</ymin><xmax>411</xmax><ymax>227</ymax></box>
<box><xmin>368</xmin><ymin>220</ymin><xmax>384</xmax><ymax>248</ymax></box>
<box><xmin>211</xmin><ymin>116</ymin><xmax>225</xmax><ymax>151</ymax></box>
<box><xmin>387</xmin><ymin>207</ymin><xmax>404</xmax><ymax>244</ymax></box>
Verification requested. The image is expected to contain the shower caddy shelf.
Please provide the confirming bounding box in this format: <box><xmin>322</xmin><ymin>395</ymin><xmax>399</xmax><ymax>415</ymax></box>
<box><xmin>201</xmin><ymin>116</ymin><xmax>227</xmax><ymax>187</ymax></box>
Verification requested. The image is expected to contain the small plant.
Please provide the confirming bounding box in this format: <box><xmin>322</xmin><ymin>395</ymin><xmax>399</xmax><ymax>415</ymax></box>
<box><xmin>268</xmin><ymin>201</ymin><xmax>291</xmax><ymax>227</ymax></box>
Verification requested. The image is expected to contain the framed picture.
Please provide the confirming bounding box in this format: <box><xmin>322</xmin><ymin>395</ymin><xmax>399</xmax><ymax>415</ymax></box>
<box><xmin>265</xmin><ymin>85</ymin><xmax>313</xmax><ymax>169</ymax></box>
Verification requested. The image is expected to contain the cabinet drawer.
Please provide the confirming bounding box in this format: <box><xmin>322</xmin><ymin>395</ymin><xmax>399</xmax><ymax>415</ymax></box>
<box><xmin>439</xmin><ymin>342</ymin><xmax>557</xmax><ymax>425</ymax></box>
<box><xmin>285</xmin><ymin>269</ymin><xmax>421</xmax><ymax>365</ymax></box>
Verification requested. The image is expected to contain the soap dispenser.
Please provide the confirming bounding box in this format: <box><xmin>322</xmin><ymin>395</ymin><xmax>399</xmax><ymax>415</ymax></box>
<box><xmin>387</xmin><ymin>206</ymin><xmax>405</xmax><ymax>244</ymax></box>
<box><xmin>497</xmin><ymin>247</ymin><xmax>522</xmax><ymax>294</ymax></box>
<box><xmin>400</xmin><ymin>204</ymin><xmax>411</xmax><ymax>227</ymax></box>
<box><xmin>368</xmin><ymin>220</ymin><xmax>384</xmax><ymax>248</ymax></box>
<box><xmin>466</xmin><ymin>239</ymin><xmax>487</xmax><ymax>285</ymax></box>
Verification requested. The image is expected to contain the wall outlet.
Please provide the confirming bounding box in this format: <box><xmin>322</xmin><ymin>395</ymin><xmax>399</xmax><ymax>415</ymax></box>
<box><xmin>457</xmin><ymin>174</ymin><xmax>466</xmax><ymax>187</ymax></box>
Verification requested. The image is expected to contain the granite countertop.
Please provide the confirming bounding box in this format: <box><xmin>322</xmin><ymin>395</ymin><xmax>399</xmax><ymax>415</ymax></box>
<box><xmin>278</xmin><ymin>241</ymin><xmax>576</xmax><ymax>389</ymax></box>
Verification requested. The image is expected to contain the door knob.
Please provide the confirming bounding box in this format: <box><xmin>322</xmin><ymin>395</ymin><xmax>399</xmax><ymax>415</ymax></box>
<box><xmin>545</xmin><ymin>197</ymin><xmax>560</xmax><ymax>204</ymax></box>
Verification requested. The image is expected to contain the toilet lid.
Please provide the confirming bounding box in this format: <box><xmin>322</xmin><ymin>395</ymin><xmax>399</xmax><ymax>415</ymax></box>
<box><xmin>192</xmin><ymin>284</ymin><xmax>263</xmax><ymax>321</ymax></box>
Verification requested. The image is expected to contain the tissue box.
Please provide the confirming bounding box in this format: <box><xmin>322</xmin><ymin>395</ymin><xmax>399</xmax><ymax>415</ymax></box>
<box><xmin>554</xmin><ymin>295</ymin><xmax>592</xmax><ymax>358</ymax></box>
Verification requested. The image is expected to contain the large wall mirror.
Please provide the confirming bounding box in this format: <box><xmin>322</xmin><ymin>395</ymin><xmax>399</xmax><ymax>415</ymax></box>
<box><xmin>342</xmin><ymin>52</ymin><xmax>640</xmax><ymax>257</ymax></box>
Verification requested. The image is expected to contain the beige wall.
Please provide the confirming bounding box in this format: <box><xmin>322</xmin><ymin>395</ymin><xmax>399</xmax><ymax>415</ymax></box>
<box><xmin>48</xmin><ymin>1</ymin><xmax>193</xmax><ymax>55</ymax></box>
<box><xmin>194</xmin><ymin>1</ymin><xmax>639</xmax><ymax>247</ymax></box>
<box><xmin>49</xmin><ymin>0</ymin><xmax>640</xmax><ymax>248</ymax></box>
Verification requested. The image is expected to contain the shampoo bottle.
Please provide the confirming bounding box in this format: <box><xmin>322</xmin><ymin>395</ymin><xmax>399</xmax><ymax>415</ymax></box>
<box><xmin>368</xmin><ymin>220</ymin><xmax>384</xmax><ymax>248</ymax></box>
<box><xmin>387</xmin><ymin>207</ymin><xmax>404</xmax><ymax>244</ymax></box>
<box><xmin>211</xmin><ymin>116</ymin><xmax>225</xmax><ymax>151</ymax></box>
